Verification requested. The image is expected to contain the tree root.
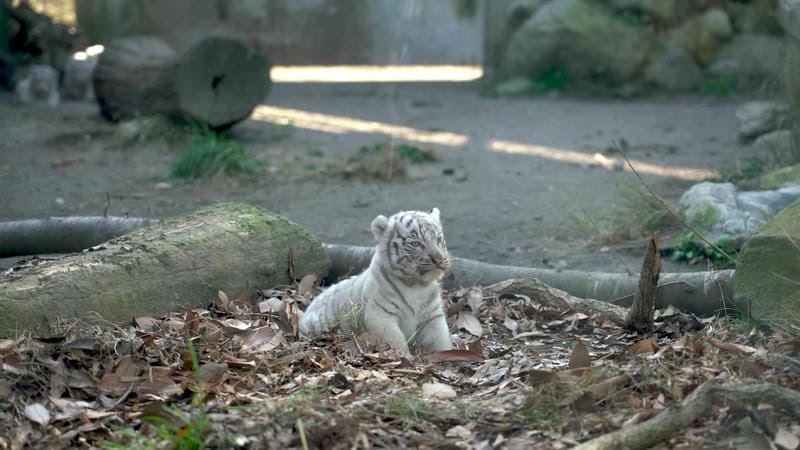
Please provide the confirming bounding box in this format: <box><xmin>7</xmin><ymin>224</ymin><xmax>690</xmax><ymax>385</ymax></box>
<box><xmin>574</xmin><ymin>382</ymin><xmax>800</xmax><ymax>450</ymax></box>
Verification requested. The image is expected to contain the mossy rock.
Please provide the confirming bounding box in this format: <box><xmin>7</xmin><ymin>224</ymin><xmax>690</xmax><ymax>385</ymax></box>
<box><xmin>734</xmin><ymin>199</ymin><xmax>800</xmax><ymax>324</ymax></box>
<box><xmin>760</xmin><ymin>164</ymin><xmax>800</xmax><ymax>190</ymax></box>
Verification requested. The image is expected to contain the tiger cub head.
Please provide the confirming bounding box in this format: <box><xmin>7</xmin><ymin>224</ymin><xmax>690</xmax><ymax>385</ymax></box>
<box><xmin>371</xmin><ymin>208</ymin><xmax>450</xmax><ymax>284</ymax></box>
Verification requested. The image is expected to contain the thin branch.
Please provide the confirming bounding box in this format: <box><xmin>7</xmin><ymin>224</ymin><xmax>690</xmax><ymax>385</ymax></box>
<box><xmin>612</xmin><ymin>141</ymin><xmax>736</xmax><ymax>264</ymax></box>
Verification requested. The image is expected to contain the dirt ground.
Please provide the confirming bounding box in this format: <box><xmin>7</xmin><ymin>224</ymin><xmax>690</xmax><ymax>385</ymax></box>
<box><xmin>0</xmin><ymin>82</ymin><xmax>756</xmax><ymax>273</ymax></box>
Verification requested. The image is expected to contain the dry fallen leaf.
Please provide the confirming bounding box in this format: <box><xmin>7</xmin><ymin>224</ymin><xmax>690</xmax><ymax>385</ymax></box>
<box><xmin>427</xmin><ymin>349</ymin><xmax>484</xmax><ymax>363</ymax></box>
<box><xmin>710</xmin><ymin>339</ymin><xmax>757</xmax><ymax>355</ymax></box>
<box><xmin>455</xmin><ymin>312</ymin><xmax>483</xmax><ymax>337</ymax></box>
<box><xmin>24</xmin><ymin>403</ymin><xmax>50</xmax><ymax>427</ymax></box>
<box><xmin>631</xmin><ymin>338</ymin><xmax>658</xmax><ymax>355</ymax></box>
<box><xmin>569</xmin><ymin>341</ymin><xmax>591</xmax><ymax>369</ymax></box>
<box><xmin>421</xmin><ymin>382</ymin><xmax>457</xmax><ymax>400</ymax></box>
<box><xmin>297</xmin><ymin>274</ymin><xmax>318</xmax><ymax>298</ymax></box>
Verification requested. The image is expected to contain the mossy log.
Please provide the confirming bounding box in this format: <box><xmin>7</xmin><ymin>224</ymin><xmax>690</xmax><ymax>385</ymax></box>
<box><xmin>0</xmin><ymin>203</ymin><xmax>329</xmax><ymax>333</ymax></box>
<box><xmin>93</xmin><ymin>35</ymin><xmax>271</xmax><ymax>129</ymax></box>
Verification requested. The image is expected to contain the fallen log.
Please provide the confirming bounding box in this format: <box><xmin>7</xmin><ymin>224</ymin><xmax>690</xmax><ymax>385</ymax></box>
<box><xmin>93</xmin><ymin>35</ymin><xmax>271</xmax><ymax>129</ymax></box>
<box><xmin>0</xmin><ymin>220</ymin><xmax>737</xmax><ymax>318</ymax></box>
<box><xmin>484</xmin><ymin>278</ymin><xmax>629</xmax><ymax>326</ymax></box>
<box><xmin>324</xmin><ymin>244</ymin><xmax>736</xmax><ymax>317</ymax></box>
<box><xmin>0</xmin><ymin>203</ymin><xmax>329</xmax><ymax>333</ymax></box>
<box><xmin>0</xmin><ymin>217</ymin><xmax>158</xmax><ymax>257</ymax></box>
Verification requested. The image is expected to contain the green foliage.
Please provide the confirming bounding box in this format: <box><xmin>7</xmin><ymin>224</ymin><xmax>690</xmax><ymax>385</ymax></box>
<box><xmin>170</xmin><ymin>126</ymin><xmax>264</xmax><ymax>179</ymax></box>
<box><xmin>707</xmin><ymin>160</ymin><xmax>765</xmax><ymax>189</ymax></box>
<box><xmin>531</xmin><ymin>66</ymin><xmax>571</xmax><ymax>93</ymax></box>
<box><xmin>672</xmin><ymin>232</ymin><xmax>737</xmax><ymax>268</ymax></box>
<box><xmin>701</xmin><ymin>75</ymin><xmax>737</xmax><ymax>97</ymax></box>
<box><xmin>359</xmin><ymin>141</ymin><xmax>438</xmax><ymax>164</ymax></box>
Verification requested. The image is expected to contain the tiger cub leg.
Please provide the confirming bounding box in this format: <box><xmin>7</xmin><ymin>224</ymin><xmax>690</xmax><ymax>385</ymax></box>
<box><xmin>417</xmin><ymin>314</ymin><xmax>453</xmax><ymax>353</ymax></box>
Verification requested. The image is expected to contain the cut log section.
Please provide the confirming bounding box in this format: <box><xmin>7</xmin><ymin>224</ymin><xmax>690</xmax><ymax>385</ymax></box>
<box><xmin>0</xmin><ymin>204</ymin><xmax>329</xmax><ymax>333</ymax></box>
<box><xmin>93</xmin><ymin>35</ymin><xmax>271</xmax><ymax>129</ymax></box>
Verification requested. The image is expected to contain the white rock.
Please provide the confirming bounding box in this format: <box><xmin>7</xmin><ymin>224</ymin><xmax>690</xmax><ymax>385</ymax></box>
<box><xmin>736</xmin><ymin>101</ymin><xmax>790</xmax><ymax>141</ymax></box>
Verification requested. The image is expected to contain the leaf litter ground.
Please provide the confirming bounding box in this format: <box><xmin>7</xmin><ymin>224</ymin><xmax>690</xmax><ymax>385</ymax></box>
<box><xmin>1</xmin><ymin>281</ymin><xmax>799</xmax><ymax>449</ymax></box>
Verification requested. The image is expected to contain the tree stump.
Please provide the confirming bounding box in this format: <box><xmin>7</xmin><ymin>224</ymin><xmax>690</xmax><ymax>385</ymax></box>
<box><xmin>0</xmin><ymin>203</ymin><xmax>329</xmax><ymax>333</ymax></box>
<box><xmin>93</xmin><ymin>35</ymin><xmax>271</xmax><ymax>129</ymax></box>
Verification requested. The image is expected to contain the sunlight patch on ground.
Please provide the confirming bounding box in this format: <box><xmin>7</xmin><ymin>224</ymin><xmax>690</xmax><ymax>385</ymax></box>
<box><xmin>251</xmin><ymin>106</ymin><xmax>719</xmax><ymax>181</ymax></box>
<box><xmin>489</xmin><ymin>140</ymin><xmax>719</xmax><ymax>181</ymax></box>
<box><xmin>251</xmin><ymin>105</ymin><xmax>470</xmax><ymax>146</ymax></box>
<box><xmin>271</xmin><ymin>65</ymin><xmax>483</xmax><ymax>83</ymax></box>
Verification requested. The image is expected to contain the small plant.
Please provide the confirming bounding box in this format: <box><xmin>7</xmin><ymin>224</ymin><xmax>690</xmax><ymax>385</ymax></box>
<box><xmin>170</xmin><ymin>126</ymin><xmax>264</xmax><ymax>179</ymax></box>
<box><xmin>672</xmin><ymin>232</ymin><xmax>737</xmax><ymax>268</ymax></box>
<box><xmin>701</xmin><ymin>75</ymin><xmax>737</xmax><ymax>97</ymax></box>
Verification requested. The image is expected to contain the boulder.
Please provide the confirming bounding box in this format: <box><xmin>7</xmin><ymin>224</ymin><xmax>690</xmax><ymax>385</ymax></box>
<box><xmin>643</xmin><ymin>45</ymin><xmax>704</xmax><ymax>91</ymax></box>
<box><xmin>734</xmin><ymin>199</ymin><xmax>800</xmax><ymax>323</ymax></box>
<box><xmin>760</xmin><ymin>163</ymin><xmax>800</xmax><ymax>189</ymax></box>
<box><xmin>753</xmin><ymin>129</ymin><xmax>795</xmax><ymax>162</ymax></box>
<box><xmin>679</xmin><ymin>181</ymin><xmax>800</xmax><ymax>242</ymax></box>
<box><xmin>499</xmin><ymin>0</ymin><xmax>652</xmax><ymax>85</ymax></box>
<box><xmin>669</xmin><ymin>7</ymin><xmax>733</xmax><ymax>66</ymax></box>
<box><xmin>606</xmin><ymin>0</ymin><xmax>682</xmax><ymax>24</ymax></box>
<box><xmin>506</xmin><ymin>0</ymin><xmax>546</xmax><ymax>31</ymax></box>
<box><xmin>779</xmin><ymin>0</ymin><xmax>800</xmax><ymax>39</ymax></box>
<box><xmin>736</xmin><ymin>101</ymin><xmax>790</xmax><ymax>142</ymax></box>
<box><xmin>708</xmin><ymin>33</ymin><xmax>784</xmax><ymax>89</ymax></box>
<box><xmin>729</xmin><ymin>0</ymin><xmax>783</xmax><ymax>34</ymax></box>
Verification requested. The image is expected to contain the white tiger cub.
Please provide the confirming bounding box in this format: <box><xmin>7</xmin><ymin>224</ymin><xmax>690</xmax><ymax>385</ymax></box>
<box><xmin>299</xmin><ymin>208</ymin><xmax>452</xmax><ymax>357</ymax></box>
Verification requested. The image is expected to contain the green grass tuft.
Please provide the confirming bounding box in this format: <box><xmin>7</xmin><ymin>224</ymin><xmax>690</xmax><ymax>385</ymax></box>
<box><xmin>170</xmin><ymin>127</ymin><xmax>264</xmax><ymax>179</ymax></box>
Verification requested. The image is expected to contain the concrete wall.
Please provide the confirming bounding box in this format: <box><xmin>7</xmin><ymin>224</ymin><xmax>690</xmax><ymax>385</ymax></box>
<box><xmin>75</xmin><ymin>0</ymin><xmax>483</xmax><ymax>65</ymax></box>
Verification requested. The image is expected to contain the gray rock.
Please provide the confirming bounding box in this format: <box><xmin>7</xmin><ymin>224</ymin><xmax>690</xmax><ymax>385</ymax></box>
<box><xmin>607</xmin><ymin>0</ymin><xmax>680</xmax><ymax>24</ymax></box>
<box><xmin>734</xmin><ymin>198</ymin><xmax>800</xmax><ymax>323</ymax></box>
<box><xmin>729</xmin><ymin>1</ymin><xmax>783</xmax><ymax>34</ymax></box>
<box><xmin>644</xmin><ymin>45</ymin><xmax>704</xmax><ymax>91</ymax></box>
<box><xmin>14</xmin><ymin>64</ymin><xmax>60</xmax><ymax>107</ymax></box>
<box><xmin>736</xmin><ymin>101</ymin><xmax>790</xmax><ymax>141</ymax></box>
<box><xmin>506</xmin><ymin>0</ymin><xmax>546</xmax><ymax>30</ymax></box>
<box><xmin>499</xmin><ymin>0</ymin><xmax>652</xmax><ymax>84</ymax></box>
<box><xmin>668</xmin><ymin>8</ymin><xmax>734</xmax><ymax>66</ymax></box>
<box><xmin>779</xmin><ymin>0</ymin><xmax>800</xmax><ymax>39</ymax></box>
<box><xmin>679</xmin><ymin>181</ymin><xmax>800</xmax><ymax>242</ymax></box>
<box><xmin>708</xmin><ymin>33</ymin><xmax>784</xmax><ymax>88</ymax></box>
<box><xmin>753</xmin><ymin>129</ymin><xmax>794</xmax><ymax>161</ymax></box>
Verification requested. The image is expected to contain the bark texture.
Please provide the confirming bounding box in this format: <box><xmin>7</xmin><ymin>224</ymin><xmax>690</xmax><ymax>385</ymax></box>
<box><xmin>625</xmin><ymin>233</ymin><xmax>660</xmax><ymax>332</ymax></box>
<box><xmin>0</xmin><ymin>203</ymin><xmax>329</xmax><ymax>333</ymax></box>
<box><xmin>93</xmin><ymin>35</ymin><xmax>271</xmax><ymax>128</ymax></box>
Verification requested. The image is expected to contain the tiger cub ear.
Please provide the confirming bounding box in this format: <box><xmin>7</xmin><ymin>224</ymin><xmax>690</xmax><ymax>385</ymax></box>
<box><xmin>430</xmin><ymin>207</ymin><xmax>441</xmax><ymax>223</ymax></box>
<box><xmin>371</xmin><ymin>214</ymin><xmax>390</xmax><ymax>240</ymax></box>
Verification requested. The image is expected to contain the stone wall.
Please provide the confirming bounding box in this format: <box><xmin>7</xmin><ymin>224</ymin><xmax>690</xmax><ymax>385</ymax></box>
<box><xmin>74</xmin><ymin>0</ymin><xmax>483</xmax><ymax>66</ymax></box>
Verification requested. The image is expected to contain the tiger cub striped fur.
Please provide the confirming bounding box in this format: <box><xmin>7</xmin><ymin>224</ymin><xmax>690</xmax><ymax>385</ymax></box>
<box><xmin>299</xmin><ymin>208</ymin><xmax>452</xmax><ymax>357</ymax></box>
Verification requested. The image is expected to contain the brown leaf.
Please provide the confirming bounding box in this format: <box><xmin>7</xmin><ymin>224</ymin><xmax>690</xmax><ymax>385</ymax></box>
<box><xmin>739</xmin><ymin>360</ymin><xmax>769</xmax><ymax>378</ymax></box>
<box><xmin>569</xmin><ymin>341</ymin><xmax>591</xmax><ymax>369</ymax></box>
<box><xmin>527</xmin><ymin>369</ymin><xmax>556</xmax><ymax>386</ymax></box>
<box><xmin>466</xmin><ymin>287</ymin><xmax>484</xmax><ymax>313</ymax></box>
<box><xmin>141</xmin><ymin>401</ymin><xmax>185</xmax><ymax>428</ymax></box>
<box><xmin>197</xmin><ymin>362</ymin><xmax>229</xmax><ymax>387</ymax></box>
<box><xmin>297</xmin><ymin>274</ymin><xmax>318</xmax><ymax>298</ymax></box>
<box><xmin>134</xmin><ymin>317</ymin><xmax>159</xmax><ymax>332</ymax></box>
<box><xmin>455</xmin><ymin>312</ymin><xmax>483</xmax><ymax>337</ymax></box>
<box><xmin>710</xmin><ymin>339</ymin><xmax>757</xmax><ymax>355</ymax></box>
<box><xmin>427</xmin><ymin>349</ymin><xmax>484</xmax><ymax>363</ymax></box>
<box><xmin>631</xmin><ymin>338</ymin><xmax>658</xmax><ymax>355</ymax></box>
<box><xmin>587</xmin><ymin>375</ymin><xmax>630</xmax><ymax>398</ymax></box>
<box><xmin>466</xmin><ymin>337</ymin><xmax>483</xmax><ymax>354</ymax></box>
<box><xmin>217</xmin><ymin>290</ymin><xmax>230</xmax><ymax>311</ymax></box>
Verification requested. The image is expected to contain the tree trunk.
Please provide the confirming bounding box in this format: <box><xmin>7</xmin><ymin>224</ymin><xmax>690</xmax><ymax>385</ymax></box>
<box><xmin>324</xmin><ymin>244</ymin><xmax>736</xmax><ymax>317</ymax></box>
<box><xmin>0</xmin><ymin>203</ymin><xmax>329</xmax><ymax>333</ymax></box>
<box><xmin>93</xmin><ymin>35</ymin><xmax>271</xmax><ymax>129</ymax></box>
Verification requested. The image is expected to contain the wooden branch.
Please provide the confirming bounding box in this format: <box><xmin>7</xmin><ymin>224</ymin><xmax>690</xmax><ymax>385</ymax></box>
<box><xmin>574</xmin><ymin>382</ymin><xmax>800</xmax><ymax>450</ymax></box>
<box><xmin>625</xmin><ymin>232</ymin><xmax>660</xmax><ymax>332</ymax></box>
